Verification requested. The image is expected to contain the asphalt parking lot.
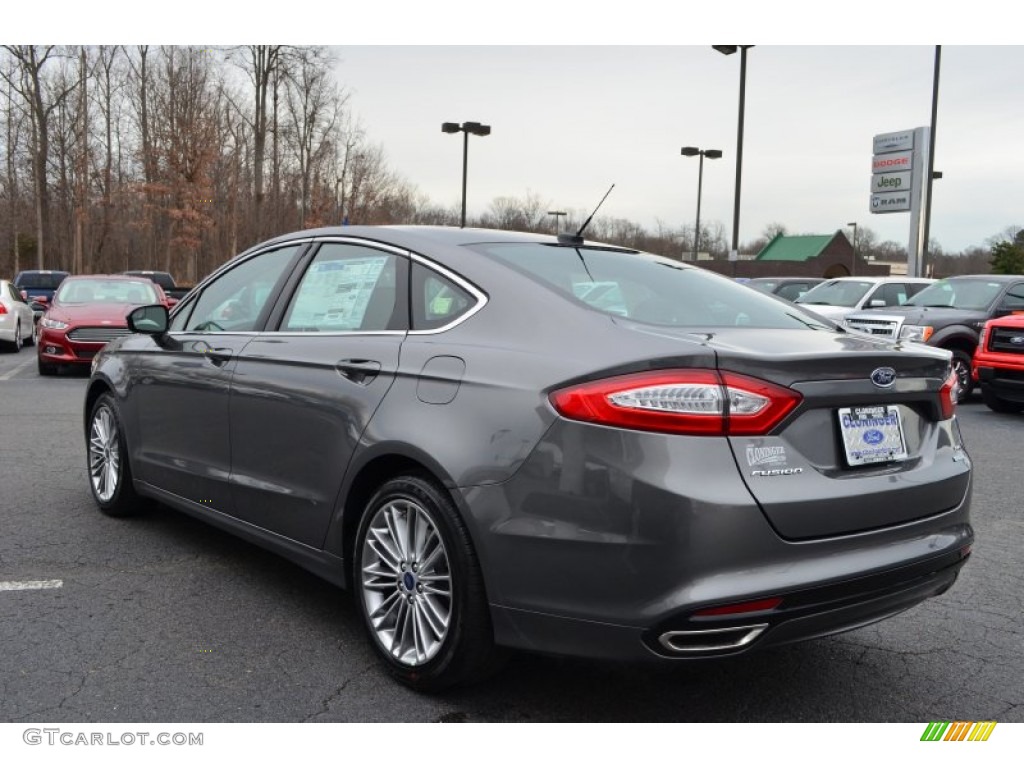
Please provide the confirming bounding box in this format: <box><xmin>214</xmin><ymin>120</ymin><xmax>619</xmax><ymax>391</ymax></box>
<box><xmin>1</xmin><ymin>351</ymin><xmax>1021</xmax><ymax>723</ymax></box>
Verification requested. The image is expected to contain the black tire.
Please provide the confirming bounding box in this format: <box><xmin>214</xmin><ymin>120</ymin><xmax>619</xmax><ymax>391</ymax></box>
<box><xmin>354</xmin><ymin>475</ymin><xmax>501</xmax><ymax>691</ymax></box>
<box><xmin>981</xmin><ymin>386</ymin><xmax>1024</xmax><ymax>414</ymax></box>
<box><xmin>86</xmin><ymin>392</ymin><xmax>143</xmax><ymax>517</ymax></box>
<box><xmin>37</xmin><ymin>355</ymin><xmax>57</xmax><ymax>376</ymax></box>
<box><xmin>950</xmin><ymin>350</ymin><xmax>974</xmax><ymax>403</ymax></box>
<box><xmin>3</xmin><ymin>321</ymin><xmax>24</xmax><ymax>352</ymax></box>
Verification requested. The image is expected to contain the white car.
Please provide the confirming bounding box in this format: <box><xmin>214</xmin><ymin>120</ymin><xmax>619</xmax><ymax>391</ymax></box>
<box><xmin>0</xmin><ymin>279</ymin><xmax>37</xmax><ymax>351</ymax></box>
<box><xmin>795</xmin><ymin>276</ymin><xmax>934</xmax><ymax>321</ymax></box>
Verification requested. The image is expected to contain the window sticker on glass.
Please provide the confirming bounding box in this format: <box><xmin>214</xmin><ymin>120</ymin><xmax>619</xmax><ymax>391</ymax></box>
<box><xmin>430</xmin><ymin>295</ymin><xmax>453</xmax><ymax>315</ymax></box>
<box><xmin>288</xmin><ymin>256</ymin><xmax>388</xmax><ymax>331</ymax></box>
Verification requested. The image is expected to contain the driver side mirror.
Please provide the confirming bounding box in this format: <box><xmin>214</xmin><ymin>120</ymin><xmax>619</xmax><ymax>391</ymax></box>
<box><xmin>127</xmin><ymin>304</ymin><xmax>169</xmax><ymax>334</ymax></box>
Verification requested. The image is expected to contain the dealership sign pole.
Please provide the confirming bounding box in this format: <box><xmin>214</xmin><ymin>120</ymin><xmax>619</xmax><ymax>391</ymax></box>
<box><xmin>870</xmin><ymin>127</ymin><xmax>930</xmax><ymax>277</ymax></box>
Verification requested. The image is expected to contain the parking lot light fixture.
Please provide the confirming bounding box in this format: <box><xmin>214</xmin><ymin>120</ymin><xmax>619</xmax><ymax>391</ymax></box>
<box><xmin>681</xmin><ymin>147</ymin><xmax>722</xmax><ymax>261</ymax></box>
<box><xmin>442</xmin><ymin>121</ymin><xmax>492</xmax><ymax>227</ymax></box>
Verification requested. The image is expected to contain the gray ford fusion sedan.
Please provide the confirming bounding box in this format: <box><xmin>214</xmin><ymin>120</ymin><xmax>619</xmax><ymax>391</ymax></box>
<box><xmin>84</xmin><ymin>226</ymin><xmax>973</xmax><ymax>691</ymax></box>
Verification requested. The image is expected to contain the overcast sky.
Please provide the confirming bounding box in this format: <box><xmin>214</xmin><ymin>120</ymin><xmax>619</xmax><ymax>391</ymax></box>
<box><xmin>334</xmin><ymin>44</ymin><xmax>1023</xmax><ymax>253</ymax></box>
<box><xmin>22</xmin><ymin>2</ymin><xmax>1024</xmax><ymax>254</ymax></box>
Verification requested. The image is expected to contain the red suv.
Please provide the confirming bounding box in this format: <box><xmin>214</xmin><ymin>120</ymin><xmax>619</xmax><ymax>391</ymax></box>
<box><xmin>973</xmin><ymin>313</ymin><xmax>1024</xmax><ymax>413</ymax></box>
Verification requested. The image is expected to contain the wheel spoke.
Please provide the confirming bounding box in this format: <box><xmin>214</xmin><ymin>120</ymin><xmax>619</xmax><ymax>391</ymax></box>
<box><xmin>419</xmin><ymin>594</ymin><xmax>448</xmax><ymax>638</ymax></box>
<box><xmin>367</xmin><ymin>527</ymin><xmax>402</xmax><ymax>572</ymax></box>
<box><xmin>384</xmin><ymin>503</ymin><xmax>409</xmax><ymax>562</ymax></box>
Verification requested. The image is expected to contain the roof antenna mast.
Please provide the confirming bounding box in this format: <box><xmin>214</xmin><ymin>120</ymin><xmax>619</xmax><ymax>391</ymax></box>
<box><xmin>558</xmin><ymin>184</ymin><xmax>615</xmax><ymax>245</ymax></box>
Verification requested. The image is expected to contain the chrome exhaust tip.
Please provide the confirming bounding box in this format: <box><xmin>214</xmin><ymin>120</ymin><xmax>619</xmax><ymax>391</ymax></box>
<box><xmin>658</xmin><ymin>623</ymin><xmax>768</xmax><ymax>654</ymax></box>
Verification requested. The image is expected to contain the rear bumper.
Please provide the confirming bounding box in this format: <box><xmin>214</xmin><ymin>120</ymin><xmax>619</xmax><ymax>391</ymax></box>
<box><xmin>489</xmin><ymin>537</ymin><xmax>970</xmax><ymax>661</ymax></box>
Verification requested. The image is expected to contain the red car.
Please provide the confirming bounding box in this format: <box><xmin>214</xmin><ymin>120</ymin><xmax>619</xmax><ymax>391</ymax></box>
<box><xmin>972</xmin><ymin>313</ymin><xmax>1024</xmax><ymax>413</ymax></box>
<box><xmin>37</xmin><ymin>275</ymin><xmax>168</xmax><ymax>375</ymax></box>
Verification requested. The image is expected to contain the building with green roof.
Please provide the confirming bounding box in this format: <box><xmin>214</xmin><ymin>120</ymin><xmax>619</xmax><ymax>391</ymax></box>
<box><xmin>696</xmin><ymin>230</ymin><xmax>887</xmax><ymax>279</ymax></box>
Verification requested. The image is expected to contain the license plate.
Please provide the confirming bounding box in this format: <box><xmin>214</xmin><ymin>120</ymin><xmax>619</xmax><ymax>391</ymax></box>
<box><xmin>838</xmin><ymin>405</ymin><xmax>908</xmax><ymax>466</ymax></box>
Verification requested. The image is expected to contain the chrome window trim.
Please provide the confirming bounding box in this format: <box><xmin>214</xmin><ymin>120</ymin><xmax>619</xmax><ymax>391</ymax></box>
<box><xmin>171</xmin><ymin>235</ymin><xmax>488</xmax><ymax>338</ymax></box>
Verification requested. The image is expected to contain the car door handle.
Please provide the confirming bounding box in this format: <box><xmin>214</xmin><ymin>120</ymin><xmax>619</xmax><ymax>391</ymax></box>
<box><xmin>204</xmin><ymin>347</ymin><xmax>234</xmax><ymax>366</ymax></box>
<box><xmin>336</xmin><ymin>359</ymin><xmax>381</xmax><ymax>385</ymax></box>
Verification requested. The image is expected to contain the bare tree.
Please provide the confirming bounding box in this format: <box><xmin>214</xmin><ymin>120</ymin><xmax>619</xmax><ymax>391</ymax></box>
<box><xmin>283</xmin><ymin>46</ymin><xmax>341</xmax><ymax>228</ymax></box>
<box><xmin>1</xmin><ymin>46</ymin><xmax>78</xmax><ymax>267</ymax></box>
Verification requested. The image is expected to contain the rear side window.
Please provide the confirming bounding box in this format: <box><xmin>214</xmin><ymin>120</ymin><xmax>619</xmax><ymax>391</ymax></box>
<box><xmin>411</xmin><ymin>263</ymin><xmax>476</xmax><ymax>331</ymax></box>
<box><xmin>474</xmin><ymin>243</ymin><xmax>831</xmax><ymax>330</ymax></box>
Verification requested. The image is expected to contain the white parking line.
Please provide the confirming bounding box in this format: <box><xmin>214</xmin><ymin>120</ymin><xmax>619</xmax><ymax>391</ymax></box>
<box><xmin>0</xmin><ymin>580</ymin><xmax>63</xmax><ymax>591</ymax></box>
<box><xmin>0</xmin><ymin>357</ymin><xmax>36</xmax><ymax>381</ymax></box>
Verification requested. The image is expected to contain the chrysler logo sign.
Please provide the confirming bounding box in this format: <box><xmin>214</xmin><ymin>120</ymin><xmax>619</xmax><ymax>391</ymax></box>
<box><xmin>870</xmin><ymin>367</ymin><xmax>897</xmax><ymax>388</ymax></box>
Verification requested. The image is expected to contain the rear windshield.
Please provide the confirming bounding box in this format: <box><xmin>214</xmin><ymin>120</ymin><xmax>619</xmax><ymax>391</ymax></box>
<box><xmin>471</xmin><ymin>243</ymin><xmax>833</xmax><ymax>330</ymax></box>
<box><xmin>15</xmin><ymin>272</ymin><xmax>69</xmax><ymax>290</ymax></box>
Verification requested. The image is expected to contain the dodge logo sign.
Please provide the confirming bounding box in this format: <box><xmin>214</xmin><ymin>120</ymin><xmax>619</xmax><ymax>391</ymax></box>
<box><xmin>870</xmin><ymin>367</ymin><xmax>897</xmax><ymax>388</ymax></box>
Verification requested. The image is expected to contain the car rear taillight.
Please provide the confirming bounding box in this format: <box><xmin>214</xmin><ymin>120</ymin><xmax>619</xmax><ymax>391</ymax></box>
<box><xmin>0</xmin><ymin>303</ymin><xmax>7</xmax><ymax>314</ymax></box>
<box><xmin>549</xmin><ymin>369</ymin><xmax>802</xmax><ymax>436</ymax></box>
<box><xmin>939</xmin><ymin>368</ymin><xmax>958</xmax><ymax>420</ymax></box>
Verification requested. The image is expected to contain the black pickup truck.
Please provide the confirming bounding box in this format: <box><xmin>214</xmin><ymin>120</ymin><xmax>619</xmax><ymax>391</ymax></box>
<box><xmin>845</xmin><ymin>274</ymin><xmax>1024</xmax><ymax>401</ymax></box>
<box><xmin>123</xmin><ymin>270</ymin><xmax>192</xmax><ymax>304</ymax></box>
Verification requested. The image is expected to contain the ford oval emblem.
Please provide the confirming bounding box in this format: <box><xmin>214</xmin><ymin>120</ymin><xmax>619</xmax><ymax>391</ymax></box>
<box><xmin>1011</xmin><ymin>336</ymin><xmax>1024</xmax><ymax>345</ymax></box>
<box><xmin>870</xmin><ymin>367</ymin><xmax>897</xmax><ymax>388</ymax></box>
<box><xmin>863</xmin><ymin>429</ymin><xmax>885</xmax><ymax>445</ymax></box>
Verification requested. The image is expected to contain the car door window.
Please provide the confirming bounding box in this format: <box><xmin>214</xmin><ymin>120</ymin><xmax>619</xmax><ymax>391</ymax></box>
<box><xmin>173</xmin><ymin>246</ymin><xmax>300</xmax><ymax>332</ymax></box>
<box><xmin>281</xmin><ymin>243</ymin><xmax>402</xmax><ymax>332</ymax></box>
<box><xmin>876</xmin><ymin>284</ymin><xmax>908</xmax><ymax>306</ymax></box>
<box><xmin>998</xmin><ymin>283</ymin><xmax>1024</xmax><ymax>313</ymax></box>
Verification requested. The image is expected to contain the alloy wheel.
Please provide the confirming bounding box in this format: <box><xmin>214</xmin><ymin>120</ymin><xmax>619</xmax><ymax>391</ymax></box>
<box><xmin>360</xmin><ymin>498</ymin><xmax>453</xmax><ymax>666</ymax></box>
<box><xmin>88</xmin><ymin>405</ymin><xmax>121</xmax><ymax>503</ymax></box>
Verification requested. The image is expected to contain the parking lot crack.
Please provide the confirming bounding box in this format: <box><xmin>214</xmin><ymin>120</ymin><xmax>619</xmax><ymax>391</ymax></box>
<box><xmin>300</xmin><ymin>662</ymin><xmax>377</xmax><ymax>722</ymax></box>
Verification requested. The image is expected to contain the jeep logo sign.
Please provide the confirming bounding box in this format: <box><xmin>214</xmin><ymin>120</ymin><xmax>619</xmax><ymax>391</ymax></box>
<box><xmin>871</xmin><ymin>171</ymin><xmax>912</xmax><ymax>193</ymax></box>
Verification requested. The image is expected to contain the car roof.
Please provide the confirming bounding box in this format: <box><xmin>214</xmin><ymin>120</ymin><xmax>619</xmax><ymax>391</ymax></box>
<box><xmin>939</xmin><ymin>274</ymin><xmax>1022</xmax><ymax>281</ymax></box>
<box><xmin>823</xmin><ymin>276</ymin><xmax>932</xmax><ymax>283</ymax></box>
<box><xmin>249</xmin><ymin>225</ymin><xmax>626</xmax><ymax>255</ymax></box>
<box><xmin>64</xmin><ymin>274</ymin><xmax>148</xmax><ymax>280</ymax></box>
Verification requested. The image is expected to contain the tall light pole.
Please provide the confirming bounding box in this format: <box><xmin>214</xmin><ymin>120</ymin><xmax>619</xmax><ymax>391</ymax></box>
<box><xmin>713</xmin><ymin>45</ymin><xmax>754</xmax><ymax>261</ymax></box>
<box><xmin>681</xmin><ymin>147</ymin><xmax>723</xmax><ymax>261</ymax></box>
<box><xmin>921</xmin><ymin>45</ymin><xmax>941</xmax><ymax>279</ymax></box>
<box><xmin>847</xmin><ymin>221</ymin><xmax>858</xmax><ymax>276</ymax></box>
<box><xmin>442</xmin><ymin>121</ymin><xmax>491</xmax><ymax>228</ymax></box>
